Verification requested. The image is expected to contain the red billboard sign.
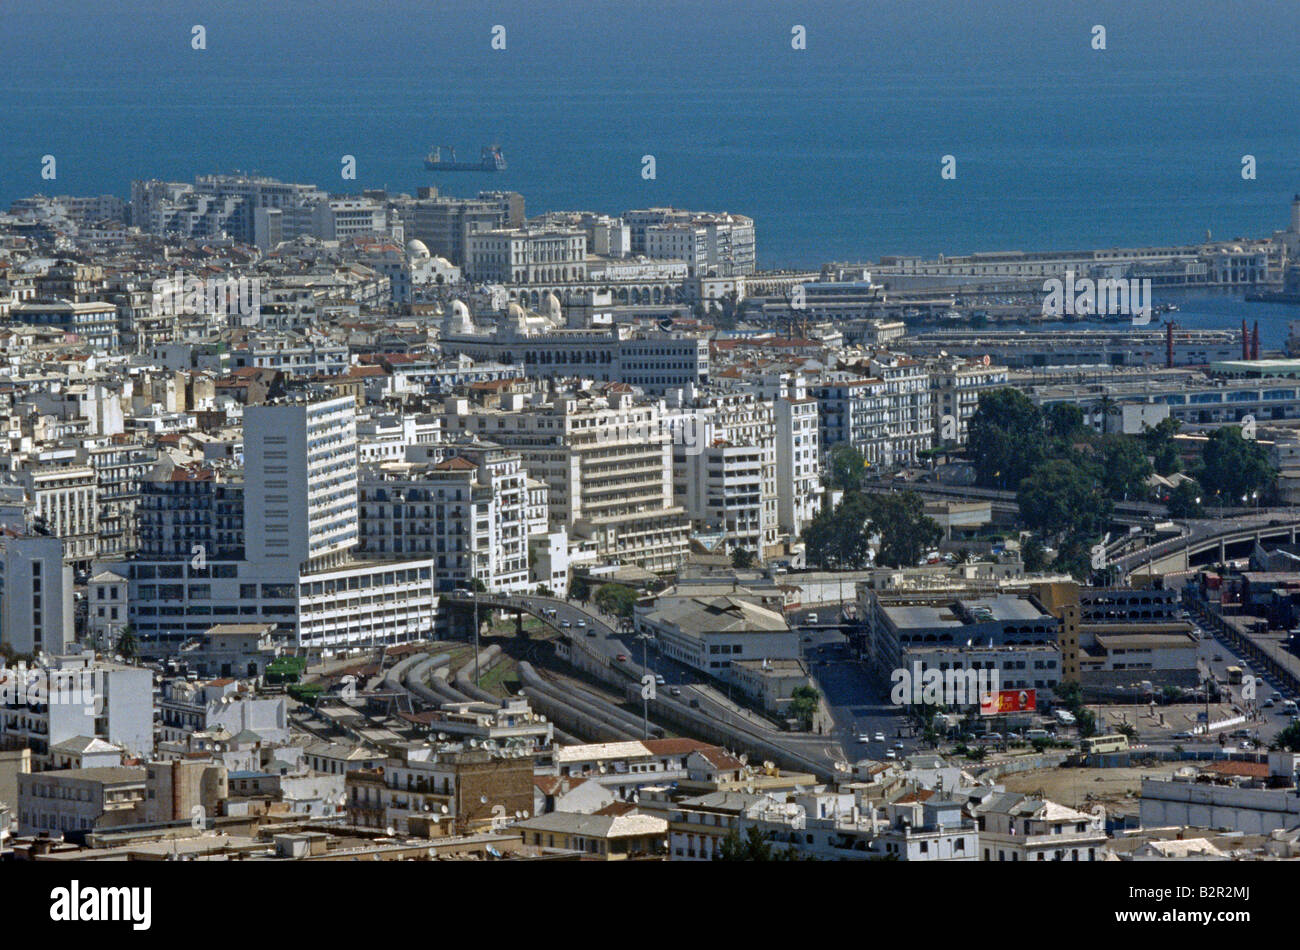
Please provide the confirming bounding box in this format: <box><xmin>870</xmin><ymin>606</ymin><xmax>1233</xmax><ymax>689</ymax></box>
<box><xmin>981</xmin><ymin>688</ymin><xmax>1037</xmax><ymax>716</ymax></box>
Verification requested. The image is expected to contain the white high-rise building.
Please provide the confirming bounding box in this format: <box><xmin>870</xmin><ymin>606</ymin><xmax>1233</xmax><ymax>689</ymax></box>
<box><xmin>244</xmin><ymin>396</ymin><xmax>359</xmax><ymax>573</ymax></box>
<box><xmin>112</xmin><ymin>395</ymin><xmax>438</xmax><ymax>651</ymax></box>
<box><xmin>668</xmin><ymin>391</ymin><xmax>779</xmax><ymax>561</ymax></box>
<box><xmin>752</xmin><ymin>372</ymin><xmax>823</xmax><ymax>540</ymax></box>
<box><xmin>0</xmin><ymin>532</ymin><xmax>73</xmax><ymax>656</ymax></box>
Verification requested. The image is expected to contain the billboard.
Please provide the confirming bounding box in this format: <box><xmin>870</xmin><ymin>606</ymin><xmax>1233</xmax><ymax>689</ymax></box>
<box><xmin>980</xmin><ymin>688</ymin><xmax>1036</xmax><ymax>716</ymax></box>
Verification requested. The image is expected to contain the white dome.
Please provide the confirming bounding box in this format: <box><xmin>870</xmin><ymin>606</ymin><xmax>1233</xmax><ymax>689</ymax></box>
<box><xmin>543</xmin><ymin>291</ymin><xmax>563</xmax><ymax>324</ymax></box>
<box><xmin>406</xmin><ymin>239</ymin><xmax>431</xmax><ymax>259</ymax></box>
<box><xmin>441</xmin><ymin>299</ymin><xmax>475</xmax><ymax>335</ymax></box>
<box><xmin>506</xmin><ymin>302</ymin><xmax>530</xmax><ymax>333</ymax></box>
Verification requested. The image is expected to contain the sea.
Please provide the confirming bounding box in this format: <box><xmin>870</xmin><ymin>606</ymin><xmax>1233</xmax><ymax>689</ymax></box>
<box><xmin>3</xmin><ymin>0</ymin><xmax>1300</xmax><ymax>341</ymax></box>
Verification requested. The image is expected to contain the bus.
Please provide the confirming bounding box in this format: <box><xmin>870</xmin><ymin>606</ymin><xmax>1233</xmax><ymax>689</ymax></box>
<box><xmin>1082</xmin><ymin>734</ymin><xmax>1130</xmax><ymax>754</ymax></box>
<box><xmin>1226</xmin><ymin>666</ymin><xmax>1245</xmax><ymax>685</ymax></box>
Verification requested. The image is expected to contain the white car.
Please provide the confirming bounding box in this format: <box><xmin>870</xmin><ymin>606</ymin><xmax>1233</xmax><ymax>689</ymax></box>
<box><xmin>857</xmin><ymin>734</ymin><xmax>871</xmax><ymax>744</ymax></box>
<box><xmin>874</xmin><ymin>732</ymin><xmax>885</xmax><ymax>742</ymax></box>
<box><xmin>884</xmin><ymin>750</ymin><xmax>898</xmax><ymax>760</ymax></box>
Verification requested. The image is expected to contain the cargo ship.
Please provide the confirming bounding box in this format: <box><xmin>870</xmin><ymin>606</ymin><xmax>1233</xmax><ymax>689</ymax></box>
<box><xmin>424</xmin><ymin>144</ymin><xmax>507</xmax><ymax>172</ymax></box>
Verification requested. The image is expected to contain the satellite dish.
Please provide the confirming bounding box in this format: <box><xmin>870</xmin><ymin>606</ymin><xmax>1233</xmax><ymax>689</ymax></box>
<box><xmin>440</xmin><ymin>805</ymin><xmax>449</xmax><ymax>814</ymax></box>
<box><xmin>479</xmin><ymin>795</ymin><xmax>488</xmax><ymax>805</ymax></box>
<box><xmin>384</xmin><ymin>826</ymin><xmax>396</xmax><ymax>837</ymax></box>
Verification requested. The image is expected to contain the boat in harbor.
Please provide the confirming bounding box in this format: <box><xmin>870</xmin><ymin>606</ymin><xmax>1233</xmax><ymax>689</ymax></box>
<box><xmin>424</xmin><ymin>144</ymin><xmax>507</xmax><ymax>172</ymax></box>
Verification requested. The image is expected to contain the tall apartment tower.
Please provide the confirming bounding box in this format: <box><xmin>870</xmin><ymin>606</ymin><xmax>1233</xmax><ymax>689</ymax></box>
<box><xmin>0</xmin><ymin>532</ymin><xmax>74</xmax><ymax>656</ymax></box>
<box><xmin>243</xmin><ymin>396</ymin><xmax>359</xmax><ymax>574</ymax></box>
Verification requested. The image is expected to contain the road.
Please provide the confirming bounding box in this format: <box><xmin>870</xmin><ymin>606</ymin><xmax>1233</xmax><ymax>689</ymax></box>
<box><xmin>457</xmin><ymin>593</ymin><xmax>850</xmax><ymax>774</ymax></box>
<box><xmin>806</xmin><ymin>635</ymin><xmax>913</xmax><ymax>765</ymax></box>
<box><xmin>1116</xmin><ymin>512</ymin><xmax>1300</xmax><ymax>573</ymax></box>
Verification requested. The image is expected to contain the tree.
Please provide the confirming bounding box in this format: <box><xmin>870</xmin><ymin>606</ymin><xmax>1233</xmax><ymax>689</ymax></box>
<box><xmin>1044</xmin><ymin>403</ymin><xmax>1086</xmax><ymax>442</ymax></box>
<box><xmin>967</xmin><ymin>388</ymin><xmax>1045</xmax><ymax>489</ymax></box>
<box><xmin>717</xmin><ymin>825</ymin><xmax>776</xmax><ymax>861</ymax></box>
<box><xmin>534</xmin><ymin>584</ymin><xmax>555</xmax><ymax>598</ymax></box>
<box><xmin>1143</xmin><ymin>417</ymin><xmax>1183</xmax><ymax>475</ymax></box>
<box><xmin>1197</xmin><ymin>426</ymin><xmax>1276</xmax><ymax>501</ymax></box>
<box><xmin>731</xmin><ymin>547</ymin><xmax>755</xmax><ymax>569</ymax></box>
<box><xmin>1016</xmin><ymin>458</ymin><xmax>1112</xmax><ymax>541</ymax></box>
<box><xmin>1166</xmin><ymin>480</ymin><xmax>1204</xmax><ymax>519</ymax></box>
<box><xmin>115</xmin><ymin>626</ymin><xmax>139</xmax><ymax>661</ymax></box>
<box><xmin>801</xmin><ymin>493</ymin><xmax>873</xmax><ymax>569</ymax></box>
<box><xmin>1098</xmin><ymin>435</ymin><xmax>1153</xmax><ymax>501</ymax></box>
<box><xmin>865</xmin><ymin>491</ymin><xmax>942</xmax><ymax>568</ymax></box>
<box><xmin>569</xmin><ymin>574</ymin><xmax>591</xmax><ymax>603</ymax></box>
<box><xmin>594</xmin><ymin>583</ymin><xmax>638</xmax><ymax>619</ymax></box>
<box><xmin>1274</xmin><ymin>722</ymin><xmax>1300</xmax><ymax>753</ymax></box>
<box><xmin>1021</xmin><ymin>534</ymin><xmax>1049</xmax><ymax>572</ymax></box>
<box><xmin>827</xmin><ymin>443</ymin><xmax>869</xmax><ymax>493</ymax></box>
<box><xmin>790</xmin><ymin>685</ymin><xmax>819</xmax><ymax>727</ymax></box>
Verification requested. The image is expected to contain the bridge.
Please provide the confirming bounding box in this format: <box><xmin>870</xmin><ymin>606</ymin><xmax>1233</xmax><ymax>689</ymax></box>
<box><xmin>863</xmin><ymin>478</ymin><xmax>1168</xmax><ymax>527</ymax></box>
<box><xmin>1115</xmin><ymin>514</ymin><xmax>1300</xmax><ymax>577</ymax></box>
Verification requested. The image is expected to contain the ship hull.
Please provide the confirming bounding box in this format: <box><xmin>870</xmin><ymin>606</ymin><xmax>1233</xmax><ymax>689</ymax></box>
<box><xmin>423</xmin><ymin>162</ymin><xmax>502</xmax><ymax>172</ymax></box>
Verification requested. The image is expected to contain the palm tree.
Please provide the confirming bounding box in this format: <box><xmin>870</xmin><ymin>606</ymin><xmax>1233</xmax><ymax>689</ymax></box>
<box><xmin>1090</xmin><ymin>395</ymin><xmax>1120</xmax><ymax>433</ymax></box>
<box><xmin>115</xmin><ymin>626</ymin><xmax>139</xmax><ymax>661</ymax></box>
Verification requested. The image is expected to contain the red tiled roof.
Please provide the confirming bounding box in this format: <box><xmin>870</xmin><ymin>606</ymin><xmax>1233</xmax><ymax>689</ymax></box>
<box><xmin>432</xmin><ymin>456</ymin><xmax>477</xmax><ymax>471</ymax></box>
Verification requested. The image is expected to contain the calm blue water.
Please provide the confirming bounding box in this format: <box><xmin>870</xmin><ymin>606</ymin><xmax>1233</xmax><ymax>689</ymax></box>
<box><xmin>2</xmin><ymin>0</ymin><xmax>1300</xmax><ymax>274</ymax></box>
<box><xmin>978</xmin><ymin>290</ymin><xmax>1300</xmax><ymax>350</ymax></box>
